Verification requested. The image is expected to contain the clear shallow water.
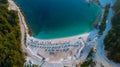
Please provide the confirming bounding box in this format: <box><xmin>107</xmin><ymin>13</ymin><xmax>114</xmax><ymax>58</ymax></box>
<box><xmin>15</xmin><ymin>0</ymin><xmax>101</xmax><ymax>39</ymax></box>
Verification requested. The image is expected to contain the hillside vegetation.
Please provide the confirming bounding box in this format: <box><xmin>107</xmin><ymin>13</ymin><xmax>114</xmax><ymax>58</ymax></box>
<box><xmin>104</xmin><ymin>0</ymin><xmax>120</xmax><ymax>63</ymax></box>
<box><xmin>0</xmin><ymin>0</ymin><xmax>25</xmax><ymax>67</ymax></box>
<box><xmin>99</xmin><ymin>4</ymin><xmax>110</xmax><ymax>35</ymax></box>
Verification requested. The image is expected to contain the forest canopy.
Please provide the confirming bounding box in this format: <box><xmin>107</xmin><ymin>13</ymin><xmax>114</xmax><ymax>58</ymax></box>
<box><xmin>104</xmin><ymin>0</ymin><xmax>120</xmax><ymax>63</ymax></box>
<box><xmin>0</xmin><ymin>0</ymin><xmax>25</xmax><ymax>67</ymax></box>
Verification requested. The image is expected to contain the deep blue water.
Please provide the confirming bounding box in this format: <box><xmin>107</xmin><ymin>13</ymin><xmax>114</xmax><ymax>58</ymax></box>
<box><xmin>15</xmin><ymin>0</ymin><xmax>101</xmax><ymax>39</ymax></box>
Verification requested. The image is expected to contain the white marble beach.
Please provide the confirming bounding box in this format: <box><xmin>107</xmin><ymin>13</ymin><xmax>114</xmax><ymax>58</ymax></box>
<box><xmin>8</xmin><ymin>0</ymin><xmax>120</xmax><ymax>67</ymax></box>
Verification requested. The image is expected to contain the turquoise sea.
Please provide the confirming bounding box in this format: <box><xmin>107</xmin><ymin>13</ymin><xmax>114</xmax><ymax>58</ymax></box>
<box><xmin>15</xmin><ymin>0</ymin><xmax>101</xmax><ymax>39</ymax></box>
